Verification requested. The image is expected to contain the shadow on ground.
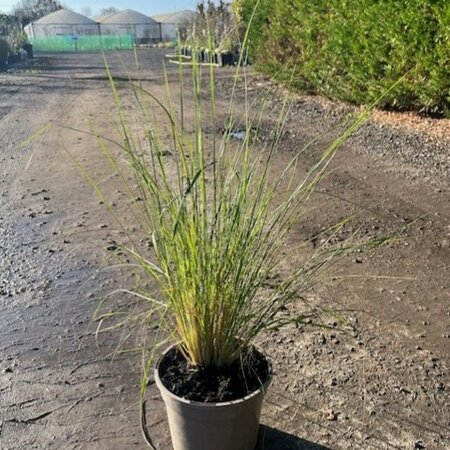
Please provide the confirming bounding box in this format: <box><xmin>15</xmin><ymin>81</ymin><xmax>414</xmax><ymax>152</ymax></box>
<box><xmin>257</xmin><ymin>425</ymin><xmax>331</xmax><ymax>449</ymax></box>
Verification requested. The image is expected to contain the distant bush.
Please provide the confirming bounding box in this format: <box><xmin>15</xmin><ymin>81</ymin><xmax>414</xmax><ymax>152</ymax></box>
<box><xmin>0</xmin><ymin>37</ymin><xmax>10</xmax><ymax>60</ymax></box>
<box><xmin>236</xmin><ymin>0</ymin><xmax>450</xmax><ymax>117</ymax></box>
<box><xmin>188</xmin><ymin>0</ymin><xmax>239</xmax><ymax>51</ymax></box>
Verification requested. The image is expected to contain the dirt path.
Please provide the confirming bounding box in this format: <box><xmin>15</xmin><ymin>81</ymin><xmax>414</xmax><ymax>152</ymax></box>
<box><xmin>0</xmin><ymin>50</ymin><xmax>449</xmax><ymax>450</ymax></box>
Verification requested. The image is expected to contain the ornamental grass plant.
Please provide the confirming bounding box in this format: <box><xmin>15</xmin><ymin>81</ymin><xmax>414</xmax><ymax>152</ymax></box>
<box><xmin>60</xmin><ymin>27</ymin><xmax>404</xmax><ymax>446</ymax></box>
<box><xmin>63</xmin><ymin>8</ymin><xmax>405</xmax><ymax>413</ymax></box>
<box><xmin>86</xmin><ymin>43</ymin><xmax>392</xmax><ymax>377</ymax></box>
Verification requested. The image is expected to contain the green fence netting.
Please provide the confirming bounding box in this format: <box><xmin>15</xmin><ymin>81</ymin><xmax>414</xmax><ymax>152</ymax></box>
<box><xmin>31</xmin><ymin>35</ymin><xmax>133</xmax><ymax>52</ymax></box>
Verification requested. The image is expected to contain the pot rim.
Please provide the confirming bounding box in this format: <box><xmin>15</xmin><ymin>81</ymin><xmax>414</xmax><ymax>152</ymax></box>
<box><xmin>154</xmin><ymin>344</ymin><xmax>272</xmax><ymax>409</ymax></box>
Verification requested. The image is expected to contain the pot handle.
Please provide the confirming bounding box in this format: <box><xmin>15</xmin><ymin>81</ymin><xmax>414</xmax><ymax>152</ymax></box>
<box><xmin>141</xmin><ymin>398</ymin><xmax>158</xmax><ymax>449</ymax></box>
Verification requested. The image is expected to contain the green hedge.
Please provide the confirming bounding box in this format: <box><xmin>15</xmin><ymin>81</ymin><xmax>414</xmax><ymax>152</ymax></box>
<box><xmin>237</xmin><ymin>0</ymin><xmax>450</xmax><ymax>117</ymax></box>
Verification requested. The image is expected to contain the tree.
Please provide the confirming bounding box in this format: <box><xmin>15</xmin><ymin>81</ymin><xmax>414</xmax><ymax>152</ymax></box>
<box><xmin>189</xmin><ymin>1</ymin><xmax>237</xmax><ymax>50</ymax></box>
<box><xmin>13</xmin><ymin>0</ymin><xmax>62</xmax><ymax>25</ymax></box>
<box><xmin>0</xmin><ymin>14</ymin><xmax>9</xmax><ymax>33</ymax></box>
<box><xmin>99</xmin><ymin>7</ymin><xmax>119</xmax><ymax>16</ymax></box>
<box><xmin>0</xmin><ymin>11</ymin><xmax>26</xmax><ymax>53</ymax></box>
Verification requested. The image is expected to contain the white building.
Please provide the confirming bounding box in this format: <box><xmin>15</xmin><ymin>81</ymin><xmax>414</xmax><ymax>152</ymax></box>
<box><xmin>98</xmin><ymin>9</ymin><xmax>160</xmax><ymax>43</ymax></box>
<box><xmin>151</xmin><ymin>10</ymin><xmax>195</xmax><ymax>41</ymax></box>
<box><xmin>24</xmin><ymin>9</ymin><xmax>99</xmax><ymax>39</ymax></box>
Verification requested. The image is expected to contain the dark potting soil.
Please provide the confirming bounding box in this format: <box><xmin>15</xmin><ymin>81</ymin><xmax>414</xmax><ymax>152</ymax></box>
<box><xmin>158</xmin><ymin>346</ymin><xmax>270</xmax><ymax>403</ymax></box>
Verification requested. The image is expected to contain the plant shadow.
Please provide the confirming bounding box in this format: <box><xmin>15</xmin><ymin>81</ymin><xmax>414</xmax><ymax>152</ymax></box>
<box><xmin>257</xmin><ymin>425</ymin><xmax>331</xmax><ymax>450</ymax></box>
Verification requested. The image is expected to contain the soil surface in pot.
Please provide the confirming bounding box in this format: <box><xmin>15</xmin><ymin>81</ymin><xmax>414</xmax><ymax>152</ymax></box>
<box><xmin>158</xmin><ymin>346</ymin><xmax>270</xmax><ymax>403</ymax></box>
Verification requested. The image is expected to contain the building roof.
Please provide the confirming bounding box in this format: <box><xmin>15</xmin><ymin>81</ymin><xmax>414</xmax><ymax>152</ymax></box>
<box><xmin>34</xmin><ymin>9</ymin><xmax>96</xmax><ymax>25</ymax></box>
<box><xmin>151</xmin><ymin>10</ymin><xmax>195</xmax><ymax>24</ymax></box>
<box><xmin>94</xmin><ymin>13</ymin><xmax>114</xmax><ymax>23</ymax></box>
<box><xmin>99</xmin><ymin>9</ymin><xmax>158</xmax><ymax>24</ymax></box>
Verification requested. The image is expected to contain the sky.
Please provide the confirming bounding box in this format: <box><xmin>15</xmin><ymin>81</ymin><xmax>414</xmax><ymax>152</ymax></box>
<box><xmin>0</xmin><ymin>0</ymin><xmax>199</xmax><ymax>16</ymax></box>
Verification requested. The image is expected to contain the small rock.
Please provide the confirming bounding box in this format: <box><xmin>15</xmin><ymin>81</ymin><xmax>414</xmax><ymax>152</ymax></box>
<box><xmin>3</xmin><ymin>367</ymin><xmax>13</xmax><ymax>373</ymax></box>
<box><xmin>326</xmin><ymin>410</ymin><xmax>338</xmax><ymax>421</ymax></box>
